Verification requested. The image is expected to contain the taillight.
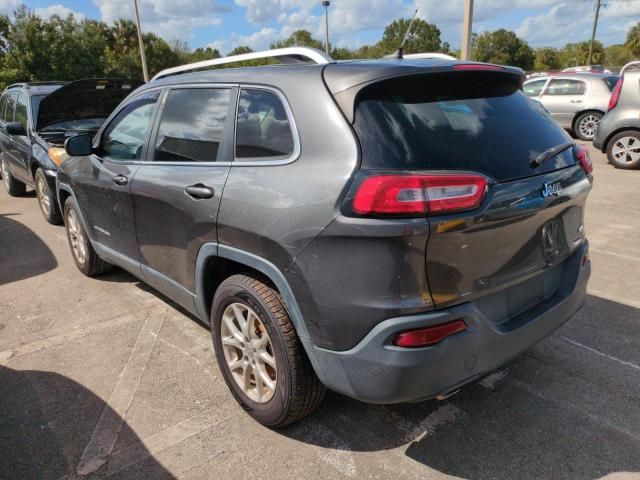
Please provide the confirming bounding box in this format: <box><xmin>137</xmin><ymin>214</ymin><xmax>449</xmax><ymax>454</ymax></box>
<box><xmin>393</xmin><ymin>320</ymin><xmax>467</xmax><ymax>348</ymax></box>
<box><xmin>349</xmin><ymin>173</ymin><xmax>488</xmax><ymax>217</ymax></box>
<box><xmin>453</xmin><ymin>64</ymin><xmax>504</xmax><ymax>71</ymax></box>
<box><xmin>608</xmin><ymin>77</ymin><xmax>623</xmax><ymax>111</ymax></box>
<box><xmin>574</xmin><ymin>145</ymin><xmax>593</xmax><ymax>174</ymax></box>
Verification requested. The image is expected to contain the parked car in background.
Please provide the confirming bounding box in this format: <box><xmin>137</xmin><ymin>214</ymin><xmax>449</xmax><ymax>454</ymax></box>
<box><xmin>594</xmin><ymin>61</ymin><xmax>640</xmax><ymax>169</ymax></box>
<box><xmin>562</xmin><ymin>65</ymin><xmax>611</xmax><ymax>74</ymax></box>
<box><xmin>0</xmin><ymin>78</ymin><xmax>142</xmax><ymax>224</ymax></box>
<box><xmin>56</xmin><ymin>48</ymin><xmax>592</xmax><ymax>427</ymax></box>
<box><xmin>523</xmin><ymin>73</ymin><xmax>619</xmax><ymax>140</ymax></box>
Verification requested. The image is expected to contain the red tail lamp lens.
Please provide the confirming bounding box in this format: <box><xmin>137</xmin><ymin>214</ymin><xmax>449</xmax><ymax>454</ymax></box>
<box><xmin>574</xmin><ymin>145</ymin><xmax>593</xmax><ymax>174</ymax></box>
<box><xmin>393</xmin><ymin>320</ymin><xmax>468</xmax><ymax>348</ymax></box>
<box><xmin>608</xmin><ymin>77</ymin><xmax>623</xmax><ymax>111</ymax></box>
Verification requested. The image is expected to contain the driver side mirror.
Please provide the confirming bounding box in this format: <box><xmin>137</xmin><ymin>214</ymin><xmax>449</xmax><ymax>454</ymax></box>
<box><xmin>6</xmin><ymin>122</ymin><xmax>26</xmax><ymax>136</ymax></box>
<box><xmin>65</xmin><ymin>134</ymin><xmax>93</xmax><ymax>157</ymax></box>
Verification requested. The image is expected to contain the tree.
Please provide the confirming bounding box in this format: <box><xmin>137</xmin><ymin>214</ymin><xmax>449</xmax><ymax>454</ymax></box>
<box><xmin>190</xmin><ymin>46</ymin><xmax>221</xmax><ymax>62</ymax></box>
<box><xmin>558</xmin><ymin>41</ymin><xmax>605</xmax><ymax>67</ymax></box>
<box><xmin>534</xmin><ymin>47</ymin><xmax>561</xmax><ymax>71</ymax></box>
<box><xmin>626</xmin><ymin>23</ymin><xmax>640</xmax><ymax>58</ymax></box>
<box><xmin>227</xmin><ymin>45</ymin><xmax>253</xmax><ymax>56</ymax></box>
<box><xmin>271</xmin><ymin>30</ymin><xmax>323</xmax><ymax>50</ymax></box>
<box><xmin>605</xmin><ymin>44</ymin><xmax>634</xmax><ymax>68</ymax></box>
<box><xmin>377</xmin><ymin>18</ymin><xmax>441</xmax><ymax>55</ymax></box>
<box><xmin>473</xmin><ymin>29</ymin><xmax>534</xmax><ymax>70</ymax></box>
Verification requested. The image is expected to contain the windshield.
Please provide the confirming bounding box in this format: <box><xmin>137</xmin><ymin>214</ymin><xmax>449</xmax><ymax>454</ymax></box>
<box><xmin>353</xmin><ymin>73</ymin><xmax>575</xmax><ymax>182</ymax></box>
<box><xmin>41</xmin><ymin>118</ymin><xmax>107</xmax><ymax>132</ymax></box>
<box><xmin>30</xmin><ymin>95</ymin><xmax>46</xmax><ymax>121</ymax></box>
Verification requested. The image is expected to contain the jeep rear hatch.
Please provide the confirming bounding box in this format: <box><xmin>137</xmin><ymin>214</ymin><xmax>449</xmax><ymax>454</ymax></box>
<box><xmin>346</xmin><ymin>68</ymin><xmax>593</xmax><ymax>316</ymax></box>
<box><xmin>36</xmin><ymin>78</ymin><xmax>143</xmax><ymax>133</ymax></box>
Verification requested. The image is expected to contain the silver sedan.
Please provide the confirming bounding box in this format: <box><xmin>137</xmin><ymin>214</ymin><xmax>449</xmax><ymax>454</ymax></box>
<box><xmin>523</xmin><ymin>73</ymin><xmax>618</xmax><ymax>141</ymax></box>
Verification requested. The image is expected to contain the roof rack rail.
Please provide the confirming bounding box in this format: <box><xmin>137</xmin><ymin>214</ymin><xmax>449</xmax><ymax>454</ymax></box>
<box><xmin>620</xmin><ymin>60</ymin><xmax>640</xmax><ymax>76</ymax></box>
<box><xmin>152</xmin><ymin>47</ymin><xmax>334</xmax><ymax>81</ymax></box>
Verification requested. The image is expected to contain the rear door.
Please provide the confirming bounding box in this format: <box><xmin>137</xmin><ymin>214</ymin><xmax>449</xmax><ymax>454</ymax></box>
<box><xmin>540</xmin><ymin>78</ymin><xmax>587</xmax><ymax>127</ymax></box>
<box><xmin>352</xmin><ymin>71</ymin><xmax>592</xmax><ymax>314</ymax></box>
<box><xmin>10</xmin><ymin>92</ymin><xmax>32</xmax><ymax>183</ymax></box>
<box><xmin>129</xmin><ymin>85</ymin><xmax>235</xmax><ymax>298</ymax></box>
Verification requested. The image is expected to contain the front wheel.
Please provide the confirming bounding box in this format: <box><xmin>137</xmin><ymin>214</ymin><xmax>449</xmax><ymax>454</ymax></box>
<box><xmin>63</xmin><ymin>199</ymin><xmax>111</xmax><ymax>276</ymax></box>
<box><xmin>573</xmin><ymin>111</ymin><xmax>603</xmax><ymax>141</ymax></box>
<box><xmin>35</xmin><ymin>169</ymin><xmax>62</xmax><ymax>225</ymax></box>
<box><xmin>211</xmin><ymin>274</ymin><xmax>325</xmax><ymax>427</ymax></box>
<box><xmin>607</xmin><ymin>131</ymin><xmax>640</xmax><ymax>170</ymax></box>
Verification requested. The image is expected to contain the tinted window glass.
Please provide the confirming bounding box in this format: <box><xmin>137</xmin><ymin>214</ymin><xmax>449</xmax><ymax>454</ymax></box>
<box><xmin>154</xmin><ymin>88</ymin><xmax>231</xmax><ymax>163</ymax></box>
<box><xmin>236</xmin><ymin>89</ymin><xmax>294</xmax><ymax>159</ymax></box>
<box><xmin>544</xmin><ymin>79</ymin><xmax>586</xmax><ymax>95</ymax></box>
<box><xmin>30</xmin><ymin>94</ymin><xmax>46</xmax><ymax>122</ymax></box>
<box><xmin>523</xmin><ymin>79</ymin><xmax>546</xmax><ymax>97</ymax></box>
<box><xmin>15</xmin><ymin>93</ymin><xmax>28</xmax><ymax>130</ymax></box>
<box><xmin>604</xmin><ymin>76</ymin><xmax>619</xmax><ymax>91</ymax></box>
<box><xmin>353</xmin><ymin>73</ymin><xmax>575</xmax><ymax>182</ymax></box>
<box><xmin>101</xmin><ymin>91</ymin><xmax>158</xmax><ymax>161</ymax></box>
<box><xmin>0</xmin><ymin>95</ymin><xmax>7</xmax><ymax>122</ymax></box>
<box><xmin>4</xmin><ymin>94</ymin><xmax>16</xmax><ymax>122</ymax></box>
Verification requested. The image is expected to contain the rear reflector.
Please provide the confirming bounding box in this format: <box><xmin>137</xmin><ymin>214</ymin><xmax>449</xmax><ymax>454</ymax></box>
<box><xmin>574</xmin><ymin>145</ymin><xmax>593</xmax><ymax>174</ymax></box>
<box><xmin>393</xmin><ymin>320</ymin><xmax>467</xmax><ymax>348</ymax></box>
<box><xmin>351</xmin><ymin>173</ymin><xmax>488</xmax><ymax>217</ymax></box>
<box><xmin>454</xmin><ymin>64</ymin><xmax>504</xmax><ymax>71</ymax></box>
<box><xmin>608</xmin><ymin>77</ymin><xmax>623</xmax><ymax>111</ymax></box>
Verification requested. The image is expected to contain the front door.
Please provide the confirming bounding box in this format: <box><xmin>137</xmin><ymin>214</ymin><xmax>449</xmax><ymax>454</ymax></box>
<box><xmin>130</xmin><ymin>86</ymin><xmax>235</xmax><ymax>295</ymax></box>
<box><xmin>73</xmin><ymin>90</ymin><xmax>161</xmax><ymax>264</ymax></box>
<box><xmin>540</xmin><ymin>78</ymin><xmax>587</xmax><ymax>128</ymax></box>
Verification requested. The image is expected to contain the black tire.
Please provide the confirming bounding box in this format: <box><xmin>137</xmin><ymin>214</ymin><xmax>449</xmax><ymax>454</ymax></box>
<box><xmin>607</xmin><ymin>130</ymin><xmax>640</xmax><ymax>170</ymax></box>
<box><xmin>573</xmin><ymin>111</ymin><xmax>603</xmax><ymax>141</ymax></box>
<box><xmin>211</xmin><ymin>274</ymin><xmax>325</xmax><ymax>427</ymax></box>
<box><xmin>63</xmin><ymin>198</ymin><xmax>111</xmax><ymax>276</ymax></box>
<box><xmin>1</xmin><ymin>156</ymin><xmax>26</xmax><ymax>196</ymax></box>
<box><xmin>34</xmin><ymin>168</ymin><xmax>62</xmax><ymax>225</ymax></box>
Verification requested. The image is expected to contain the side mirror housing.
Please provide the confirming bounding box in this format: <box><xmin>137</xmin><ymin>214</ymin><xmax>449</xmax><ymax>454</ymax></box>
<box><xmin>65</xmin><ymin>134</ymin><xmax>93</xmax><ymax>157</ymax></box>
<box><xmin>6</xmin><ymin>122</ymin><xmax>26</xmax><ymax>136</ymax></box>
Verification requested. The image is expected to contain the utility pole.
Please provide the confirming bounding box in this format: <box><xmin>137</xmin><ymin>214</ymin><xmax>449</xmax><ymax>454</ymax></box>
<box><xmin>587</xmin><ymin>0</ymin><xmax>602</xmax><ymax>66</ymax></box>
<box><xmin>133</xmin><ymin>0</ymin><xmax>149</xmax><ymax>82</ymax></box>
<box><xmin>460</xmin><ymin>0</ymin><xmax>474</xmax><ymax>60</ymax></box>
<box><xmin>322</xmin><ymin>1</ymin><xmax>330</xmax><ymax>56</ymax></box>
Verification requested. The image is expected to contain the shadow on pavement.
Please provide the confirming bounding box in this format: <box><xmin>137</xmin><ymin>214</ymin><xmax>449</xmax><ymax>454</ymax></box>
<box><xmin>0</xmin><ymin>213</ymin><xmax>57</xmax><ymax>285</ymax></box>
<box><xmin>280</xmin><ymin>294</ymin><xmax>640</xmax><ymax>480</ymax></box>
<box><xmin>0</xmin><ymin>367</ymin><xmax>176</xmax><ymax>480</ymax></box>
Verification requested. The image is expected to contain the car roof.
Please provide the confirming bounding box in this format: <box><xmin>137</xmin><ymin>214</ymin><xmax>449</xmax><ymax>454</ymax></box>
<box><xmin>5</xmin><ymin>82</ymin><xmax>67</xmax><ymax>97</ymax></box>
<box><xmin>525</xmin><ymin>72</ymin><xmax>617</xmax><ymax>82</ymax></box>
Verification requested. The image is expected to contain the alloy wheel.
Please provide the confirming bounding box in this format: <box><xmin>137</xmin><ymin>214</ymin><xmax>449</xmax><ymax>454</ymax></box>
<box><xmin>220</xmin><ymin>302</ymin><xmax>277</xmax><ymax>403</ymax></box>
<box><xmin>67</xmin><ymin>209</ymin><xmax>87</xmax><ymax>265</ymax></box>
<box><xmin>36</xmin><ymin>176</ymin><xmax>51</xmax><ymax>217</ymax></box>
<box><xmin>2</xmin><ymin>159</ymin><xmax>9</xmax><ymax>191</ymax></box>
<box><xmin>578</xmin><ymin>114</ymin><xmax>600</xmax><ymax>139</ymax></box>
<box><xmin>612</xmin><ymin>136</ymin><xmax>640</xmax><ymax>164</ymax></box>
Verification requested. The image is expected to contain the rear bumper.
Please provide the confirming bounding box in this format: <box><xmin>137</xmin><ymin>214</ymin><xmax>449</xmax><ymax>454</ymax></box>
<box><xmin>306</xmin><ymin>241</ymin><xmax>590</xmax><ymax>404</ymax></box>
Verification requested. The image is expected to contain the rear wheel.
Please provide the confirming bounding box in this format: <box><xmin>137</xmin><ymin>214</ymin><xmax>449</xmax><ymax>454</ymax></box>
<box><xmin>1</xmin><ymin>156</ymin><xmax>26</xmax><ymax>196</ymax></box>
<box><xmin>35</xmin><ymin>168</ymin><xmax>62</xmax><ymax>225</ymax></box>
<box><xmin>607</xmin><ymin>131</ymin><xmax>640</xmax><ymax>169</ymax></box>
<box><xmin>64</xmin><ymin>199</ymin><xmax>111</xmax><ymax>276</ymax></box>
<box><xmin>573</xmin><ymin>111</ymin><xmax>603</xmax><ymax>141</ymax></box>
<box><xmin>211</xmin><ymin>274</ymin><xmax>325</xmax><ymax>427</ymax></box>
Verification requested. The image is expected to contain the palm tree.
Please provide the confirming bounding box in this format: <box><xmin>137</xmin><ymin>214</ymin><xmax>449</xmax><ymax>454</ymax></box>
<box><xmin>626</xmin><ymin>23</ymin><xmax>640</xmax><ymax>58</ymax></box>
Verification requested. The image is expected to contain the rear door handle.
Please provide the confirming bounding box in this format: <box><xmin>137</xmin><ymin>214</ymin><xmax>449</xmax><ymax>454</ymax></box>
<box><xmin>185</xmin><ymin>184</ymin><xmax>215</xmax><ymax>199</ymax></box>
<box><xmin>112</xmin><ymin>175</ymin><xmax>129</xmax><ymax>186</ymax></box>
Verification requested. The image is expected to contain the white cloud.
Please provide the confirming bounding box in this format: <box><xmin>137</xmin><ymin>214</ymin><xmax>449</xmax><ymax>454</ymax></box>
<box><xmin>34</xmin><ymin>5</ymin><xmax>86</xmax><ymax>20</ymax></box>
<box><xmin>0</xmin><ymin>0</ymin><xmax>18</xmax><ymax>15</ymax></box>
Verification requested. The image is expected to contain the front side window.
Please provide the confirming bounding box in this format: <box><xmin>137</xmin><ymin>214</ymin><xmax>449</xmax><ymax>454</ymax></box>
<box><xmin>523</xmin><ymin>79</ymin><xmax>547</xmax><ymax>97</ymax></box>
<box><xmin>101</xmin><ymin>91</ymin><xmax>159</xmax><ymax>161</ymax></box>
<box><xmin>15</xmin><ymin>93</ymin><xmax>28</xmax><ymax>130</ymax></box>
<box><xmin>4</xmin><ymin>94</ymin><xmax>16</xmax><ymax>123</ymax></box>
<box><xmin>544</xmin><ymin>79</ymin><xmax>586</xmax><ymax>96</ymax></box>
<box><xmin>0</xmin><ymin>95</ymin><xmax>7</xmax><ymax>122</ymax></box>
<box><xmin>235</xmin><ymin>89</ymin><xmax>294</xmax><ymax>159</ymax></box>
<box><xmin>154</xmin><ymin>88</ymin><xmax>231</xmax><ymax>163</ymax></box>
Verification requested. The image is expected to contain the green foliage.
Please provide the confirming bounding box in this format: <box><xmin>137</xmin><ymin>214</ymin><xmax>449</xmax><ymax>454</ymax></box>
<box><xmin>558</xmin><ymin>41</ymin><xmax>605</xmax><ymax>68</ymax></box>
<box><xmin>626</xmin><ymin>23</ymin><xmax>640</xmax><ymax>57</ymax></box>
<box><xmin>377</xmin><ymin>18</ymin><xmax>441</xmax><ymax>55</ymax></box>
<box><xmin>271</xmin><ymin>30</ymin><xmax>323</xmax><ymax>50</ymax></box>
<box><xmin>534</xmin><ymin>47</ymin><xmax>561</xmax><ymax>71</ymax></box>
<box><xmin>605</xmin><ymin>44</ymin><xmax>634</xmax><ymax>68</ymax></box>
<box><xmin>473</xmin><ymin>29</ymin><xmax>534</xmax><ymax>70</ymax></box>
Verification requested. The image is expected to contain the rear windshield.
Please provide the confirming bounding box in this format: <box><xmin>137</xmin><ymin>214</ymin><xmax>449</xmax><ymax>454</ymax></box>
<box><xmin>353</xmin><ymin>72</ymin><xmax>575</xmax><ymax>182</ymax></box>
<box><xmin>604</xmin><ymin>76</ymin><xmax>619</xmax><ymax>91</ymax></box>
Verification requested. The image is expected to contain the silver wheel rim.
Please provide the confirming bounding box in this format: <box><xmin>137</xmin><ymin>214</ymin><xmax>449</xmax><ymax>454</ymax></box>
<box><xmin>220</xmin><ymin>302</ymin><xmax>277</xmax><ymax>403</ymax></box>
<box><xmin>578</xmin><ymin>114</ymin><xmax>600</xmax><ymax>139</ymax></box>
<box><xmin>2</xmin><ymin>160</ymin><xmax>9</xmax><ymax>190</ymax></box>
<box><xmin>612</xmin><ymin>136</ymin><xmax>640</xmax><ymax>164</ymax></box>
<box><xmin>36</xmin><ymin>176</ymin><xmax>51</xmax><ymax>216</ymax></box>
<box><xmin>67</xmin><ymin>209</ymin><xmax>87</xmax><ymax>265</ymax></box>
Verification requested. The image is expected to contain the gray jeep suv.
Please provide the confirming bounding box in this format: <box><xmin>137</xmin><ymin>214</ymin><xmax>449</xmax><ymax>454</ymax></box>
<box><xmin>56</xmin><ymin>48</ymin><xmax>593</xmax><ymax>427</ymax></box>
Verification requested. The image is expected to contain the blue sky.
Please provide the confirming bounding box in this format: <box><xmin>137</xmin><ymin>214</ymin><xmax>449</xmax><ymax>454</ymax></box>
<box><xmin>6</xmin><ymin>0</ymin><xmax>640</xmax><ymax>54</ymax></box>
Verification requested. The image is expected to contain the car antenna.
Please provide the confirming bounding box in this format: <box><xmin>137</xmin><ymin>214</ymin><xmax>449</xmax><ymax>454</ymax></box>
<box><xmin>396</xmin><ymin>7</ymin><xmax>419</xmax><ymax>59</ymax></box>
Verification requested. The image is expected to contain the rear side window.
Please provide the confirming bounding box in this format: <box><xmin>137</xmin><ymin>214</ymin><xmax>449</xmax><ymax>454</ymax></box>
<box><xmin>154</xmin><ymin>88</ymin><xmax>231</xmax><ymax>163</ymax></box>
<box><xmin>544</xmin><ymin>79</ymin><xmax>586</xmax><ymax>96</ymax></box>
<box><xmin>0</xmin><ymin>95</ymin><xmax>7</xmax><ymax>122</ymax></box>
<box><xmin>353</xmin><ymin>73</ymin><xmax>575</xmax><ymax>182</ymax></box>
<box><xmin>235</xmin><ymin>89</ymin><xmax>294</xmax><ymax>160</ymax></box>
<box><xmin>14</xmin><ymin>93</ymin><xmax>28</xmax><ymax>130</ymax></box>
<box><xmin>523</xmin><ymin>79</ymin><xmax>546</xmax><ymax>97</ymax></box>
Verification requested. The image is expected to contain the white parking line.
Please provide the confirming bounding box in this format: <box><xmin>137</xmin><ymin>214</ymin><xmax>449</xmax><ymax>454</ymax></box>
<box><xmin>561</xmin><ymin>336</ymin><xmax>640</xmax><ymax>372</ymax></box>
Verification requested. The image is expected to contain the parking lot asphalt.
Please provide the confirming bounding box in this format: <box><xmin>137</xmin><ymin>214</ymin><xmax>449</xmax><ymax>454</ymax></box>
<box><xmin>1</xmin><ymin>142</ymin><xmax>639</xmax><ymax>480</ymax></box>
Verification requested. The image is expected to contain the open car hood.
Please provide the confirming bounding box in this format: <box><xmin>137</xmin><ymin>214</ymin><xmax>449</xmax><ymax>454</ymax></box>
<box><xmin>36</xmin><ymin>78</ymin><xmax>143</xmax><ymax>131</ymax></box>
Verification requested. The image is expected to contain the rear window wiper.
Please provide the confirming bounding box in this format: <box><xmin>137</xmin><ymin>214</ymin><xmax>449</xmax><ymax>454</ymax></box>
<box><xmin>530</xmin><ymin>141</ymin><xmax>575</xmax><ymax>169</ymax></box>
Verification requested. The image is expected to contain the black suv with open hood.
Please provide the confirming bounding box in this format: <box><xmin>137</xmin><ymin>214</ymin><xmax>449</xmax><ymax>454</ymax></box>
<box><xmin>0</xmin><ymin>78</ymin><xmax>142</xmax><ymax>224</ymax></box>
